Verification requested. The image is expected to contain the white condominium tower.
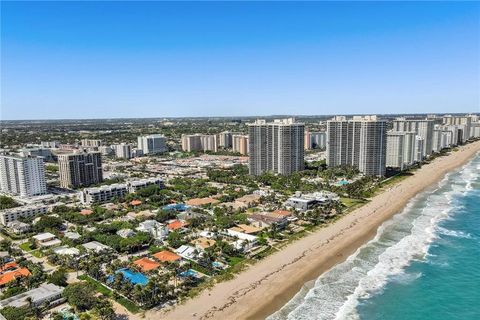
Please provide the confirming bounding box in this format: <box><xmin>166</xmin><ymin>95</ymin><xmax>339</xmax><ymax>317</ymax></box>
<box><xmin>58</xmin><ymin>152</ymin><xmax>103</xmax><ymax>188</ymax></box>
<box><xmin>386</xmin><ymin>131</ymin><xmax>416</xmax><ymax>170</ymax></box>
<box><xmin>137</xmin><ymin>134</ymin><xmax>167</xmax><ymax>155</ymax></box>
<box><xmin>113</xmin><ymin>143</ymin><xmax>132</xmax><ymax>159</ymax></box>
<box><xmin>442</xmin><ymin>115</ymin><xmax>474</xmax><ymax>142</ymax></box>
<box><xmin>0</xmin><ymin>155</ymin><xmax>47</xmax><ymax>197</ymax></box>
<box><xmin>181</xmin><ymin>134</ymin><xmax>218</xmax><ymax>152</ymax></box>
<box><xmin>326</xmin><ymin>116</ymin><xmax>350</xmax><ymax>167</ymax></box>
<box><xmin>81</xmin><ymin>139</ymin><xmax>103</xmax><ymax>148</ymax></box>
<box><xmin>391</xmin><ymin>118</ymin><xmax>434</xmax><ymax>158</ymax></box>
<box><xmin>327</xmin><ymin>115</ymin><xmax>387</xmax><ymax>176</ymax></box>
<box><xmin>248</xmin><ymin>118</ymin><xmax>305</xmax><ymax>175</ymax></box>
<box><xmin>432</xmin><ymin>128</ymin><xmax>453</xmax><ymax>152</ymax></box>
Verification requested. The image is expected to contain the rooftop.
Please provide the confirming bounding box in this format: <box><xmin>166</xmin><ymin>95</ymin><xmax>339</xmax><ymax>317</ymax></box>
<box><xmin>80</xmin><ymin>209</ymin><xmax>93</xmax><ymax>216</ymax></box>
<box><xmin>133</xmin><ymin>257</ymin><xmax>161</xmax><ymax>272</ymax></box>
<box><xmin>0</xmin><ymin>283</ymin><xmax>64</xmax><ymax>308</ymax></box>
<box><xmin>153</xmin><ymin>250</ymin><xmax>181</xmax><ymax>262</ymax></box>
<box><xmin>33</xmin><ymin>232</ymin><xmax>56</xmax><ymax>242</ymax></box>
<box><xmin>185</xmin><ymin>197</ymin><xmax>219</xmax><ymax>206</ymax></box>
<box><xmin>167</xmin><ymin>220</ymin><xmax>188</xmax><ymax>231</ymax></box>
<box><xmin>130</xmin><ymin>200</ymin><xmax>142</xmax><ymax>206</ymax></box>
<box><xmin>0</xmin><ymin>267</ymin><xmax>31</xmax><ymax>286</ymax></box>
<box><xmin>83</xmin><ymin>241</ymin><xmax>111</xmax><ymax>252</ymax></box>
<box><xmin>190</xmin><ymin>237</ymin><xmax>216</xmax><ymax>250</ymax></box>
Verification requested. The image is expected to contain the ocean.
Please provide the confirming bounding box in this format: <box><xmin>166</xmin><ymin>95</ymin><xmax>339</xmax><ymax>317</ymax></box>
<box><xmin>267</xmin><ymin>153</ymin><xmax>480</xmax><ymax>320</ymax></box>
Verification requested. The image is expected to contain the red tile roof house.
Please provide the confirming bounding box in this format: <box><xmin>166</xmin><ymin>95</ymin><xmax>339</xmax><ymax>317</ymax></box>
<box><xmin>152</xmin><ymin>250</ymin><xmax>181</xmax><ymax>263</ymax></box>
<box><xmin>0</xmin><ymin>262</ymin><xmax>31</xmax><ymax>286</ymax></box>
<box><xmin>80</xmin><ymin>209</ymin><xmax>93</xmax><ymax>216</ymax></box>
<box><xmin>133</xmin><ymin>257</ymin><xmax>161</xmax><ymax>272</ymax></box>
<box><xmin>130</xmin><ymin>200</ymin><xmax>142</xmax><ymax>206</ymax></box>
<box><xmin>167</xmin><ymin>219</ymin><xmax>188</xmax><ymax>231</ymax></box>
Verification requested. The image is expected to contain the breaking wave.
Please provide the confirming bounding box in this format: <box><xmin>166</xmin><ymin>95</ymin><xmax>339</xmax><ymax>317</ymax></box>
<box><xmin>267</xmin><ymin>154</ymin><xmax>480</xmax><ymax>320</ymax></box>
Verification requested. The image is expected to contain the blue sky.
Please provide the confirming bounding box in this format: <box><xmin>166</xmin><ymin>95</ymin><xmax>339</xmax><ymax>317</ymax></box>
<box><xmin>1</xmin><ymin>1</ymin><xmax>479</xmax><ymax>120</ymax></box>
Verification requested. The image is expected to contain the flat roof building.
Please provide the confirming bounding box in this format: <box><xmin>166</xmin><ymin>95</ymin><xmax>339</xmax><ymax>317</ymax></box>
<box><xmin>248</xmin><ymin>118</ymin><xmax>305</xmax><ymax>175</ymax></box>
<box><xmin>137</xmin><ymin>134</ymin><xmax>167</xmax><ymax>155</ymax></box>
<box><xmin>58</xmin><ymin>152</ymin><xmax>103</xmax><ymax>188</ymax></box>
<box><xmin>0</xmin><ymin>155</ymin><xmax>47</xmax><ymax>197</ymax></box>
<box><xmin>80</xmin><ymin>183</ymin><xmax>128</xmax><ymax>205</ymax></box>
<box><xmin>327</xmin><ymin>116</ymin><xmax>387</xmax><ymax>176</ymax></box>
<box><xmin>0</xmin><ymin>204</ymin><xmax>48</xmax><ymax>226</ymax></box>
<box><xmin>232</xmin><ymin>135</ymin><xmax>249</xmax><ymax>155</ymax></box>
<box><xmin>0</xmin><ymin>283</ymin><xmax>64</xmax><ymax>309</ymax></box>
<box><xmin>181</xmin><ymin>134</ymin><xmax>218</xmax><ymax>152</ymax></box>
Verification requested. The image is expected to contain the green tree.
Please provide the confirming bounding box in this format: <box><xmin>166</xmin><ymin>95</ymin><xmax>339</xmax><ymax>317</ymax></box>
<box><xmin>93</xmin><ymin>298</ymin><xmax>115</xmax><ymax>320</ymax></box>
<box><xmin>33</xmin><ymin>216</ymin><xmax>64</xmax><ymax>232</ymax></box>
<box><xmin>166</xmin><ymin>231</ymin><xmax>185</xmax><ymax>248</ymax></box>
<box><xmin>0</xmin><ymin>306</ymin><xmax>33</xmax><ymax>320</ymax></box>
<box><xmin>48</xmin><ymin>268</ymin><xmax>68</xmax><ymax>286</ymax></box>
<box><xmin>0</xmin><ymin>196</ymin><xmax>18</xmax><ymax>210</ymax></box>
<box><xmin>63</xmin><ymin>283</ymin><xmax>97</xmax><ymax>312</ymax></box>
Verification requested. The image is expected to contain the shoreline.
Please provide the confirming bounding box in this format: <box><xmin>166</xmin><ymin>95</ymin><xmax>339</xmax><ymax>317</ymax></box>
<box><xmin>149</xmin><ymin>141</ymin><xmax>480</xmax><ymax>320</ymax></box>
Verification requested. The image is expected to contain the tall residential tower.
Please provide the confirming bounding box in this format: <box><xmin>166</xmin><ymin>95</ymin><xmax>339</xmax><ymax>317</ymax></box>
<box><xmin>137</xmin><ymin>134</ymin><xmax>167</xmax><ymax>155</ymax></box>
<box><xmin>248</xmin><ymin>118</ymin><xmax>304</xmax><ymax>175</ymax></box>
<box><xmin>0</xmin><ymin>155</ymin><xmax>47</xmax><ymax>197</ymax></box>
<box><xmin>326</xmin><ymin>116</ymin><xmax>387</xmax><ymax>176</ymax></box>
<box><xmin>58</xmin><ymin>152</ymin><xmax>103</xmax><ymax>188</ymax></box>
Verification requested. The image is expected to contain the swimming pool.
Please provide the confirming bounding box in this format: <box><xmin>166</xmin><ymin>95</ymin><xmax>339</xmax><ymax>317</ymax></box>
<box><xmin>179</xmin><ymin>269</ymin><xmax>199</xmax><ymax>278</ymax></box>
<box><xmin>336</xmin><ymin>179</ymin><xmax>350</xmax><ymax>186</ymax></box>
<box><xmin>162</xmin><ymin>203</ymin><xmax>189</xmax><ymax>211</ymax></box>
<box><xmin>108</xmin><ymin>268</ymin><xmax>149</xmax><ymax>286</ymax></box>
<box><xmin>60</xmin><ymin>307</ymin><xmax>79</xmax><ymax>320</ymax></box>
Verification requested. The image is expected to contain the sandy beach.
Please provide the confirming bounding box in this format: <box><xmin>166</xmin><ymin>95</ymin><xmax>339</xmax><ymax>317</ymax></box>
<box><xmin>149</xmin><ymin>140</ymin><xmax>480</xmax><ymax>320</ymax></box>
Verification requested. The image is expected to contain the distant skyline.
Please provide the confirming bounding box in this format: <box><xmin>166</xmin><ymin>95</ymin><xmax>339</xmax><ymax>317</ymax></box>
<box><xmin>1</xmin><ymin>1</ymin><xmax>479</xmax><ymax>120</ymax></box>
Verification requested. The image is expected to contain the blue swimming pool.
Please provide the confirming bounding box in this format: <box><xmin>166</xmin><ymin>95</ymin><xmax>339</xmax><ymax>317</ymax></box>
<box><xmin>179</xmin><ymin>269</ymin><xmax>199</xmax><ymax>278</ymax></box>
<box><xmin>108</xmin><ymin>268</ymin><xmax>149</xmax><ymax>286</ymax></box>
<box><xmin>163</xmin><ymin>203</ymin><xmax>189</xmax><ymax>211</ymax></box>
<box><xmin>336</xmin><ymin>179</ymin><xmax>350</xmax><ymax>186</ymax></box>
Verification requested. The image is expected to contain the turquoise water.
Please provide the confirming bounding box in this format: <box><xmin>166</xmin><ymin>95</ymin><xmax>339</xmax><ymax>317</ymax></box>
<box><xmin>108</xmin><ymin>268</ymin><xmax>149</xmax><ymax>285</ymax></box>
<box><xmin>268</xmin><ymin>153</ymin><xmax>480</xmax><ymax>320</ymax></box>
<box><xmin>162</xmin><ymin>203</ymin><xmax>189</xmax><ymax>211</ymax></box>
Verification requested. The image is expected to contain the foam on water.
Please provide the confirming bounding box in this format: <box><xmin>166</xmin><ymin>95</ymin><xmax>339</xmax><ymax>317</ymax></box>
<box><xmin>436</xmin><ymin>226</ymin><xmax>474</xmax><ymax>239</ymax></box>
<box><xmin>267</xmin><ymin>154</ymin><xmax>480</xmax><ymax>320</ymax></box>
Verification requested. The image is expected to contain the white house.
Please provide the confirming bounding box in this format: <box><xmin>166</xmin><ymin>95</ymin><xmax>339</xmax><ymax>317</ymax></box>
<box><xmin>116</xmin><ymin>228</ymin><xmax>136</xmax><ymax>238</ymax></box>
<box><xmin>136</xmin><ymin>220</ymin><xmax>168</xmax><ymax>240</ymax></box>
<box><xmin>53</xmin><ymin>245</ymin><xmax>80</xmax><ymax>256</ymax></box>
<box><xmin>223</xmin><ymin>229</ymin><xmax>258</xmax><ymax>252</ymax></box>
<box><xmin>175</xmin><ymin>245</ymin><xmax>201</xmax><ymax>261</ymax></box>
<box><xmin>33</xmin><ymin>232</ymin><xmax>61</xmax><ymax>247</ymax></box>
<box><xmin>82</xmin><ymin>241</ymin><xmax>111</xmax><ymax>253</ymax></box>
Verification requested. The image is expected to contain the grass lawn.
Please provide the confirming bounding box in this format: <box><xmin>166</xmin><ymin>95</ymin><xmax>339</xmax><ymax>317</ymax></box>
<box><xmin>78</xmin><ymin>274</ymin><xmax>142</xmax><ymax>313</ymax></box>
<box><xmin>190</xmin><ymin>262</ymin><xmax>213</xmax><ymax>276</ymax></box>
<box><xmin>341</xmin><ymin>197</ymin><xmax>366</xmax><ymax>208</ymax></box>
<box><xmin>19</xmin><ymin>242</ymin><xmax>33</xmax><ymax>251</ymax></box>
<box><xmin>78</xmin><ymin>275</ymin><xmax>112</xmax><ymax>295</ymax></box>
<box><xmin>148</xmin><ymin>245</ymin><xmax>164</xmax><ymax>254</ymax></box>
<box><xmin>30</xmin><ymin>250</ymin><xmax>43</xmax><ymax>258</ymax></box>
<box><xmin>226</xmin><ymin>256</ymin><xmax>244</xmax><ymax>266</ymax></box>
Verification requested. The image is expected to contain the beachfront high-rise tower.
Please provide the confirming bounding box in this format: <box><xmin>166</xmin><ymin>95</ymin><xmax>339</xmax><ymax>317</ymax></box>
<box><xmin>248</xmin><ymin>118</ymin><xmax>305</xmax><ymax>175</ymax></box>
<box><xmin>392</xmin><ymin>118</ymin><xmax>434</xmax><ymax>158</ymax></box>
<box><xmin>327</xmin><ymin>115</ymin><xmax>387</xmax><ymax>176</ymax></box>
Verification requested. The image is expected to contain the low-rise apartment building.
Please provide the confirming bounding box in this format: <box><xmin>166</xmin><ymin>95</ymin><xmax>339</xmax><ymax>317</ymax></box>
<box><xmin>0</xmin><ymin>204</ymin><xmax>48</xmax><ymax>226</ymax></box>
